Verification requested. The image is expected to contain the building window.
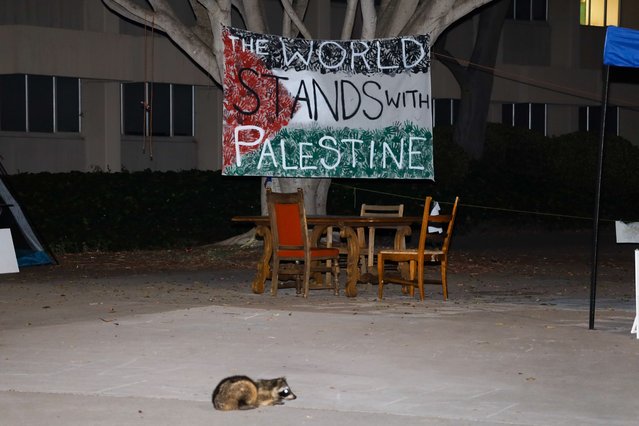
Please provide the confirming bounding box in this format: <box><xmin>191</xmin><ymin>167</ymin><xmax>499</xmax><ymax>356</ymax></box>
<box><xmin>56</xmin><ymin>77</ymin><xmax>81</xmax><ymax>132</ymax></box>
<box><xmin>580</xmin><ymin>0</ymin><xmax>619</xmax><ymax>26</ymax></box>
<box><xmin>122</xmin><ymin>82</ymin><xmax>193</xmax><ymax>137</ymax></box>
<box><xmin>502</xmin><ymin>103</ymin><xmax>547</xmax><ymax>135</ymax></box>
<box><xmin>433</xmin><ymin>98</ymin><xmax>459</xmax><ymax>127</ymax></box>
<box><xmin>579</xmin><ymin>106</ymin><xmax>618</xmax><ymax>135</ymax></box>
<box><xmin>0</xmin><ymin>74</ymin><xmax>80</xmax><ymax>133</ymax></box>
<box><xmin>0</xmin><ymin>75</ymin><xmax>26</xmax><ymax>131</ymax></box>
<box><xmin>28</xmin><ymin>75</ymin><xmax>54</xmax><ymax>132</ymax></box>
<box><xmin>508</xmin><ymin>0</ymin><xmax>547</xmax><ymax>21</ymax></box>
<box><xmin>173</xmin><ymin>85</ymin><xmax>194</xmax><ymax>136</ymax></box>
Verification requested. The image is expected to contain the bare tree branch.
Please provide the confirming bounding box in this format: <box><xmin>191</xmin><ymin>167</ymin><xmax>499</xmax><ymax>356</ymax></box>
<box><xmin>242</xmin><ymin>0</ymin><xmax>268</xmax><ymax>33</ymax></box>
<box><xmin>282</xmin><ymin>0</ymin><xmax>308</xmax><ymax>38</ymax></box>
<box><xmin>102</xmin><ymin>0</ymin><xmax>159</xmax><ymax>28</ymax></box>
<box><xmin>360</xmin><ymin>0</ymin><xmax>377</xmax><ymax>39</ymax></box>
<box><xmin>404</xmin><ymin>0</ymin><xmax>495</xmax><ymax>42</ymax></box>
<box><xmin>376</xmin><ymin>0</ymin><xmax>418</xmax><ymax>37</ymax></box>
<box><xmin>281</xmin><ymin>0</ymin><xmax>312</xmax><ymax>39</ymax></box>
<box><xmin>197</xmin><ymin>0</ymin><xmax>233</xmax><ymax>83</ymax></box>
<box><xmin>340</xmin><ymin>0</ymin><xmax>359</xmax><ymax>40</ymax></box>
<box><xmin>379</xmin><ymin>0</ymin><xmax>392</xmax><ymax>13</ymax></box>
<box><xmin>103</xmin><ymin>0</ymin><xmax>221</xmax><ymax>82</ymax></box>
<box><xmin>190</xmin><ymin>0</ymin><xmax>214</xmax><ymax>47</ymax></box>
<box><xmin>198</xmin><ymin>0</ymin><xmax>221</xmax><ymax>14</ymax></box>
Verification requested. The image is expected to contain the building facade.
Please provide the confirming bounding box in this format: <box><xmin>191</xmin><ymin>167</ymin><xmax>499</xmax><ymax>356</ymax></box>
<box><xmin>0</xmin><ymin>0</ymin><xmax>638</xmax><ymax>174</ymax></box>
<box><xmin>433</xmin><ymin>0</ymin><xmax>639</xmax><ymax>141</ymax></box>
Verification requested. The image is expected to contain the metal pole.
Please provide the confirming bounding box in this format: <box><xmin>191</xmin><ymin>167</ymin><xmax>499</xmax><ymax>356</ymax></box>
<box><xmin>589</xmin><ymin>65</ymin><xmax>610</xmax><ymax>330</ymax></box>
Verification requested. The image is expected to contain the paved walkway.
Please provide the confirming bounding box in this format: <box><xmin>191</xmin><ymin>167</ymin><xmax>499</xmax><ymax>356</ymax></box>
<box><xmin>1</xmin><ymin>269</ymin><xmax>637</xmax><ymax>426</ymax></box>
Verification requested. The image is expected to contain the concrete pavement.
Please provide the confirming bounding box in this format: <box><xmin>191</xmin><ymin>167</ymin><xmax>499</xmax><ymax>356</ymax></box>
<box><xmin>1</xmin><ymin>277</ymin><xmax>637</xmax><ymax>426</ymax></box>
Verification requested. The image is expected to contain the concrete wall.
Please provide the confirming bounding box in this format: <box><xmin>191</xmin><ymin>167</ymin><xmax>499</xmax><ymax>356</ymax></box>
<box><xmin>0</xmin><ymin>0</ymin><xmax>214</xmax><ymax>174</ymax></box>
<box><xmin>1</xmin><ymin>0</ymin><xmax>639</xmax><ymax>175</ymax></box>
<box><xmin>438</xmin><ymin>0</ymin><xmax>639</xmax><ymax>142</ymax></box>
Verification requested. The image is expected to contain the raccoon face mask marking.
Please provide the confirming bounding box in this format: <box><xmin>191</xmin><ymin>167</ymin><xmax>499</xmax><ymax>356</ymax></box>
<box><xmin>279</xmin><ymin>387</ymin><xmax>291</xmax><ymax>398</ymax></box>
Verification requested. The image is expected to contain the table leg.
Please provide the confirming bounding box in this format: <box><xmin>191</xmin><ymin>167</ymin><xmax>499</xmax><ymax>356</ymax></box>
<box><xmin>309</xmin><ymin>224</ymin><xmax>332</xmax><ymax>290</ymax></box>
<box><xmin>310</xmin><ymin>224</ymin><xmax>360</xmax><ymax>297</ymax></box>
<box><xmin>251</xmin><ymin>225</ymin><xmax>272</xmax><ymax>294</ymax></box>
<box><xmin>395</xmin><ymin>226</ymin><xmax>412</xmax><ymax>279</ymax></box>
<box><xmin>394</xmin><ymin>225</ymin><xmax>412</xmax><ymax>294</ymax></box>
<box><xmin>342</xmin><ymin>226</ymin><xmax>360</xmax><ymax>297</ymax></box>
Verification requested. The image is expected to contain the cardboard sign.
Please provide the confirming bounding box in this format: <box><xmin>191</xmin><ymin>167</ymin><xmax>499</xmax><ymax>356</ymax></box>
<box><xmin>0</xmin><ymin>228</ymin><xmax>19</xmax><ymax>273</ymax></box>
<box><xmin>222</xmin><ymin>27</ymin><xmax>434</xmax><ymax>179</ymax></box>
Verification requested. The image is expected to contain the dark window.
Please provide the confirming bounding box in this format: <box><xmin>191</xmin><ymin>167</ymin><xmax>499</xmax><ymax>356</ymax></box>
<box><xmin>433</xmin><ymin>98</ymin><xmax>459</xmax><ymax>126</ymax></box>
<box><xmin>28</xmin><ymin>75</ymin><xmax>54</xmax><ymax>132</ymax></box>
<box><xmin>122</xmin><ymin>82</ymin><xmax>194</xmax><ymax>137</ymax></box>
<box><xmin>578</xmin><ymin>106</ymin><xmax>618</xmax><ymax>135</ymax></box>
<box><xmin>173</xmin><ymin>85</ymin><xmax>193</xmax><ymax>136</ymax></box>
<box><xmin>508</xmin><ymin>0</ymin><xmax>547</xmax><ymax>21</ymax></box>
<box><xmin>123</xmin><ymin>83</ymin><xmax>145</xmax><ymax>136</ymax></box>
<box><xmin>530</xmin><ymin>103</ymin><xmax>546</xmax><ymax>134</ymax></box>
<box><xmin>501</xmin><ymin>104</ymin><xmax>514</xmax><ymax>126</ymax></box>
<box><xmin>56</xmin><ymin>77</ymin><xmax>79</xmax><ymax>132</ymax></box>
<box><xmin>514</xmin><ymin>103</ymin><xmax>529</xmax><ymax>128</ymax></box>
<box><xmin>151</xmin><ymin>83</ymin><xmax>170</xmax><ymax>137</ymax></box>
<box><xmin>515</xmin><ymin>0</ymin><xmax>531</xmax><ymax>20</ymax></box>
<box><xmin>0</xmin><ymin>74</ymin><xmax>80</xmax><ymax>133</ymax></box>
<box><xmin>531</xmin><ymin>0</ymin><xmax>547</xmax><ymax>20</ymax></box>
<box><xmin>0</xmin><ymin>74</ymin><xmax>26</xmax><ymax>131</ymax></box>
<box><xmin>502</xmin><ymin>103</ymin><xmax>547</xmax><ymax>135</ymax></box>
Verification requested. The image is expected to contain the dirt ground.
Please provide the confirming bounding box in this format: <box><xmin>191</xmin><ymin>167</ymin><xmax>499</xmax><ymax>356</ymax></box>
<box><xmin>0</xmin><ymin>228</ymin><xmax>636</xmax><ymax>330</ymax></box>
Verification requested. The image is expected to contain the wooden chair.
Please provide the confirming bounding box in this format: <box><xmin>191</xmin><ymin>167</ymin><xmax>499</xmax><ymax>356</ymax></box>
<box><xmin>377</xmin><ymin>197</ymin><xmax>459</xmax><ymax>301</ymax></box>
<box><xmin>266</xmin><ymin>188</ymin><xmax>340</xmax><ymax>298</ymax></box>
<box><xmin>357</xmin><ymin>203</ymin><xmax>404</xmax><ymax>273</ymax></box>
<box><xmin>324</xmin><ymin>203</ymin><xmax>404</xmax><ymax>275</ymax></box>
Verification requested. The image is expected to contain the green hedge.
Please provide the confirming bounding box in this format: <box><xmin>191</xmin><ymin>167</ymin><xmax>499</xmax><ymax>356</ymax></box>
<box><xmin>6</xmin><ymin>171</ymin><xmax>261</xmax><ymax>252</ymax></box>
<box><xmin>329</xmin><ymin>124</ymin><xmax>639</xmax><ymax>229</ymax></box>
<box><xmin>6</xmin><ymin>124</ymin><xmax>639</xmax><ymax>252</ymax></box>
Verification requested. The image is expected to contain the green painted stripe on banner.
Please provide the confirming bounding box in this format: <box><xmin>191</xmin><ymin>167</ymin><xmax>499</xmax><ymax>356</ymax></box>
<box><xmin>223</xmin><ymin>122</ymin><xmax>433</xmax><ymax>179</ymax></box>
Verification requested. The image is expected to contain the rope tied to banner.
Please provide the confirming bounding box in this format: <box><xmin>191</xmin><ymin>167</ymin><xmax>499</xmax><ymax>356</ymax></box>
<box><xmin>332</xmin><ymin>182</ymin><xmax>616</xmax><ymax>223</ymax></box>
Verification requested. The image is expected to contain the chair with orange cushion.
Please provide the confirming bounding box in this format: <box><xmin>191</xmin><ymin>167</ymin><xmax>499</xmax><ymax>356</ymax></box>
<box><xmin>267</xmin><ymin>188</ymin><xmax>340</xmax><ymax>298</ymax></box>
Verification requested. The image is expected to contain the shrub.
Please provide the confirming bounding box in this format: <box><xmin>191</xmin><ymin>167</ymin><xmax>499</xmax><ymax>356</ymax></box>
<box><xmin>7</xmin><ymin>170</ymin><xmax>261</xmax><ymax>252</ymax></box>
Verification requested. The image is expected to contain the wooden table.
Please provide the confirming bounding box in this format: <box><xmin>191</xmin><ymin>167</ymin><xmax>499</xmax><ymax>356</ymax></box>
<box><xmin>232</xmin><ymin>215</ymin><xmax>448</xmax><ymax>297</ymax></box>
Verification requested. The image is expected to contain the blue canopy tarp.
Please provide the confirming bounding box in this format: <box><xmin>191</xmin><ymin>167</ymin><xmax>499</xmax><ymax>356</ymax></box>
<box><xmin>604</xmin><ymin>26</ymin><xmax>639</xmax><ymax>68</ymax></box>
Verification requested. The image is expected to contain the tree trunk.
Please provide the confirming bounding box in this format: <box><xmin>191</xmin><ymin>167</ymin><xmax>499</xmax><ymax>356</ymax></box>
<box><xmin>437</xmin><ymin>0</ymin><xmax>510</xmax><ymax>159</ymax></box>
<box><xmin>261</xmin><ymin>177</ymin><xmax>329</xmax><ymax>215</ymax></box>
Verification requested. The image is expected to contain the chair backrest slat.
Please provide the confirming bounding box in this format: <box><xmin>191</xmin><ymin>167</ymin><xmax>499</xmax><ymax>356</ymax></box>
<box><xmin>417</xmin><ymin>197</ymin><xmax>433</xmax><ymax>254</ymax></box>
<box><xmin>442</xmin><ymin>197</ymin><xmax>460</xmax><ymax>252</ymax></box>
<box><xmin>419</xmin><ymin>197</ymin><xmax>459</xmax><ymax>253</ymax></box>
<box><xmin>360</xmin><ymin>204</ymin><xmax>404</xmax><ymax>217</ymax></box>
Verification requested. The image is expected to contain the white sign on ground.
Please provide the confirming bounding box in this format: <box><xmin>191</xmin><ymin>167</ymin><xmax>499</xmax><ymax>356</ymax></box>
<box><xmin>633</xmin><ymin>250</ymin><xmax>639</xmax><ymax>339</ymax></box>
<box><xmin>0</xmin><ymin>228</ymin><xmax>19</xmax><ymax>273</ymax></box>
<box><xmin>615</xmin><ymin>222</ymin><xmax>639</xmax><ymax>338</ymax></box>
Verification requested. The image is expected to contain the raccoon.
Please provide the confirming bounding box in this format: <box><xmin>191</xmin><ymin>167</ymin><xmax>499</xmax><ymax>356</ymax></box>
<box><xmin>212</xmin><ymin>375</ymin><xmax>296</xmax><ymax>411</ymax></box>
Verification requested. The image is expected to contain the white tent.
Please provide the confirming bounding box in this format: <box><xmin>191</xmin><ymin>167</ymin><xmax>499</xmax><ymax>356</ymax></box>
<box><xmin>0</xmin><ymin>165</ymin><xmax>55</xmax><ymax>267</ymax></box>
